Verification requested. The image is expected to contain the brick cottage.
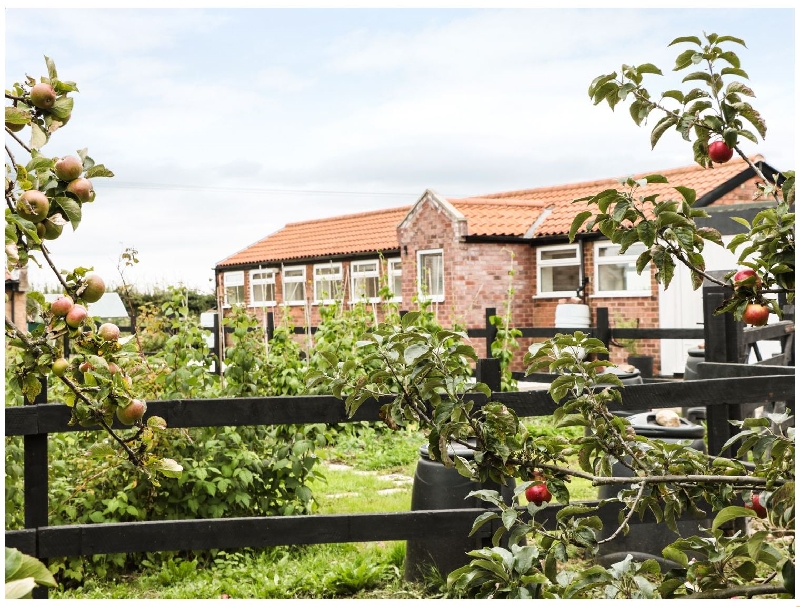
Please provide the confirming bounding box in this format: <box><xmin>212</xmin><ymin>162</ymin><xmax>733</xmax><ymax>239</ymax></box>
<box><xmin>215</xmin><ymin>156</ymin><xmax>782</xmax><ymax>375</ymax></box>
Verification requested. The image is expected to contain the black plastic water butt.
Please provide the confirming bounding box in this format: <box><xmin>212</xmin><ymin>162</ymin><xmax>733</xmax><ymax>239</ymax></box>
<box><xmin>595</xmin><ymin>411</ymin><xmax>709</xmax><ymax>571</ymax></box>
<box><xmin>404</xmin><ymin>441</ymin><xmax>515</xmax><ymax>582</ymax></box>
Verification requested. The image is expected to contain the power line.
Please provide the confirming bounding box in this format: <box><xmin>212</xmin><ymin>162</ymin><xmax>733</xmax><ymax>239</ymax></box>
<box><xmin>101</xmin><ymin>181</ymin><xmax>419</xmax><ymax>197</ymax></box>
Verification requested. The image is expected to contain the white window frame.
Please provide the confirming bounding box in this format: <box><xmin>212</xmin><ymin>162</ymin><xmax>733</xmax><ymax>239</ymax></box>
<box><xmin>536</xmin><ymin>244</ymin><xmax>581</xmax><ymax>298</ymax></box>
<box><xmin>387</xmin><ymin>257</ymin><xmax>402</xmax><ymax>303</ymax></box>
<box><xmin>592</xmin><ymin>242</ymin><xmax>652</xmax><ymax>297</ymax></box>
<box><xmin>222</xmin><ymin>271</ymin><xmax>245</xmax><ymax>307</ymax></box>
<box><xmin>249</xmin><ymin>268</ymin><xmax>277</xmax><ymax>307</ymax></box>
<box><xmin>417</xmin><ymin>248</ymin><xmax>444</xmax><ymax>303</ymax></box>
<box><xmin>350</xmin><ymin>259</ymin><xmax>381</xmax><ymax>303</ymax></box>
<box><xmin>313</xmin><ymin>262</ymin><xmax>343</xmax><ymax>304</ymax></box>
<box><xmin>282</xmin><ymin>265</ymin><xmax>307</xmax><ymax>305</ymax></box>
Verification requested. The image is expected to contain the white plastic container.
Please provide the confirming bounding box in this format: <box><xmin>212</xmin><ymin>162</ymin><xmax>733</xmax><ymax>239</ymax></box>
<box><xmin>554</xmin><ymin>303</ymin><xmax>591</xmax><ymax>328</ymax></box>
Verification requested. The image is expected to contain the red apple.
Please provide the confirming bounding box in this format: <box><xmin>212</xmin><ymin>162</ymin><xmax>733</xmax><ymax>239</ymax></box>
<box><xmin>51</xmin><ymin>358</ymin><xmax>69</xmax><ymax>377</ymax></box>
<box><xmin>50</xmin><ymin>295</ymin><xmax>74</xmax><ymax>317</ymax></box>
<box><xmin>66</xmin><ymin>177</ymin><xmax>94</xmax><ymax>203</ymax></box>
<box><xmin>54</xmin><ymin>155</ymin><xmax>83</xmax><ymax>181</ymax></box>
<box><xmin>732</xmin><ymin>268</ymin><xmax>761</xmax><ymax>290</ymax></box>
<box><xmin>80</xmin><ymin>272</ymin><xmax>105</xmax><ymax>303</ymax></box>
<box><xmin>742</xmin><ymin>303</ymin><xmax>769</xmax><ymax>327</ymax></box>
<box><xmin>65</xmin><ymin>304</ymin><xmax>89</xmax><ymax>328</ymax></box>
<box><xmin>525</xmin><ymin>482</ymin><xmax>552</xmax><ymax>506</ymax></box>
<box><xmin>708</xmin><ymin>140</ymin><xmax>734</xmax><ymax>164</ymax></box>
<box><xmin>117</xmin><ymin>399</ymin><xmax>147</xmax><ymax>425</ymax></box>
<box><xmin>746</xmin><ymin>493</ymin><xmax>767</xmax><ymax>518</ymax></box>
<box><xmin>98</xmin><ymin>322</ymin><xmax>120</xmax><ymax>342</ymax></box>
<box><xmin>16</xmin><ymin>190</ymin><xmax>50</xmax><ymax>222</ymax></box>
<box><xmin>30</xmin><ymin>83</ymin><xmax>56</xmax><ymax>110</ymax></box>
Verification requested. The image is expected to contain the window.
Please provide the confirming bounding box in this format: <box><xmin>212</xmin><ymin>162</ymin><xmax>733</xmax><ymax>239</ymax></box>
<box><xmin>417</xmin><ymin>249</ymin><xmax>444</xmax><ymax>302</ymax></box>
<box><xmin>282</xmin><ymin>266</ymin><xmax>306</xmax><ymax>304</ymax></box>
<box><xmin>249</xmin><ymin>268</ymin><xmax>276</xmax><ymax>306</ymax></box>
<box><xmin>387</xmin><ymin>258</ymin><xmax>402</xmax><ymax>302</ymax></box>
<box><xmin>314</xmin><ymin>262</ymin><xmax>343</xmax><ymax>303</ymax></box>
<box><xmin>223</xmin><ymin>271</ymin><xmax>245</xmax><ymax>306</ymax></box>
<box><xmin>594</xmin><ymin>242</ymin><xmax>651</xmax><ymax>296</ymax></box>
<box><xmin>537</xmin><ymin>244</ymin><xmax>581</xmax><ymax>297</ymax></box>
<box><xmin>351</xmin><ymin>260</ymin><xmax>380</xmax><ymax>302</ymax></box>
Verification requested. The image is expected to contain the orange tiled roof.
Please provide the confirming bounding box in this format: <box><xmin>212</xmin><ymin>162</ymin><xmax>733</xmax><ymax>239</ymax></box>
<box><xmin>217</xmin><ymin>206</ymin><xmax>410</xmax><ymax>267</ymax></box>
<box><xmin>450</xmin><ymin>198</ymin><xmax>547</xmax><ymax>237</ymax></box>
<box><xmin>478</xmin><ymin>156</ymin><xmax>769</xmax><ymax>236</ymax></box>
<box><xmin>217</xmin><ymin>156</ymin><xmax>770</xmax><ymax>268</ymax></box>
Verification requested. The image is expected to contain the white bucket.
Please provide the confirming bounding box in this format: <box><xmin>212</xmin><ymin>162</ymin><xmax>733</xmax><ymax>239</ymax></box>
<box><xmin>554</xmin><ymin>303</ymin><xmax>591</xmax><ymax>328</ymax></box>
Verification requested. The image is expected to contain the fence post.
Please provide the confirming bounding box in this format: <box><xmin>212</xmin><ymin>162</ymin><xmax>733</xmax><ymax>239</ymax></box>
<box><xmin>485</xmin><ymin>307</ymin><xmax>498</xmax><ymax>359</ymax></box>
<box><xmin>267</xmin><ymin>311</ymin><xmax>275</xmax><ymax>341</ymax></box>
<box><xmin>476</xmin><ymin>358</ymin><xmax>501</xmax><ymax>393</ymax></box>
<box><xmin>595</xmin><ymin>307</ymin><xmax>610</xmax><ymax>361</ymax></box>
<box><xmin>702</xmin><ymin>283</ymin><xmax>744</xmax><ymax>458</ymax></box>
<box><xmin>26</xmin><ymin>379</ymin><xmax>49</xmax><ymax>598</ymax></box>
<box><xmin>212</xmin><ymin>312</ymin><xmax>222</xmax><ymax>375</ymax></box>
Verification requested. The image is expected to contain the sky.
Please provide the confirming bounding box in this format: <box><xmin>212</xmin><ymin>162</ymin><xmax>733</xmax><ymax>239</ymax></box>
<box><xmin>4</xmin><ymin>6</ymin><xmax>796</xmax><ymax>294</ymax></box>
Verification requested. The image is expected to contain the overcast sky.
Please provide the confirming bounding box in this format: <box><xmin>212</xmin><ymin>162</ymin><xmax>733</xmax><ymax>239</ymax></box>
<box><xmin>4</xmin><ymin>6</ymin><xmax>796</xmax><ymax>294</ymax></box>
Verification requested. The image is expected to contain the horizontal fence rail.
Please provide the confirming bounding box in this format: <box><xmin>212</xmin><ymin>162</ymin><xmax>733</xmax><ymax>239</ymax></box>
<box><xmin>6</xmin><ymin>375</ymin><xmax>795</xmax><ymax>437</ymax></box>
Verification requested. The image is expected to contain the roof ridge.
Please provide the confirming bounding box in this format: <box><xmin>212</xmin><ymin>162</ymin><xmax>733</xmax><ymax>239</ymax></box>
<box><xmin>450</xmin><ymin>197</ymin><xmax>547</xmax><ymax>206</ymax></box>
<box><xmin>478</xmin><ymin>155</ymin><xmax>761</xmax><ymax>199</ymax></box>
<box><xmin>283</xmin><ymin>204</ymin><xmax>411</xmax><ymax>228</ymax></box>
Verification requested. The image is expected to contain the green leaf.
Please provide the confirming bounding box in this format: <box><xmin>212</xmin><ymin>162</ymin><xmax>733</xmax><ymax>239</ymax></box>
<box><xmin>468</xmin><ymin>511</ymin><xmax>499</xmax><ymax>537</ymax></box>
<box><xmin>650</xmin><ymin>113</ymin><xmax>679</xmax><ymax>149</ymax></box>
<box><xmin>147</xmin><ymin>416</ymin><xmax>167</xmax><ymax>430</ymax></box>
<box><xmin>556</xmin><ymin>504</ymin><xmax>599</xmax><ymax>522</ymax></box>
<box><xmin>50</xmin><ymin>96</ymin><xmax>74</xmax><ymax>120</ymax></box>
<box><xmin>673</xmin><ymin>186</ymin><xmax>696</xmax><ymax>206</ymax></box>
<box><xmin>569</xmin><ymin>211</ymin><xmax>592</xmax><ymax>242</ymax></box>
<box><xmin>5</xmin><ymin>106</ymin><xmax>31</xmax><ymax>126</ymax></box>
<box><xmin>682</xmin><ymin>71</ymin><xmax>712</xmax><ymax>84</ymax></box>
<box><xmin>669</xmin><ymin>36</ymin><xmax>702</xmax><ymax>47</ymax></box>
<box><xmin>5</xmin><ymin>578</ymin><xmax>36</xmax><ymax>599</ymax></box>
<box><xmin>715</xmin><ymin>35</ymin><xmax>747</xmax><ymax>47</ymax></box>
<box><xmin>721</xmin><ymin>67</ymin><xmax>750</xmax><ymax>79</ymax></box>
<box><xmin>8</xmin><ymin>552</ymin><xmax>56</xmax><ymax>589</ymax></box>
<box><xmin>156</xmin><ymin>457</ymin><xmax>183</xmax><ymax>478</ymax></box>
<box><xmin>643</xmin><ymin>174</ymin><xmax>668</xmax><ymax>184</ymax></box>
<box><xmin>84</xmin><ymin>164</ymin><xmax>115</xmax><ymax>179</ymax></box>
<box><xmin>55</xmin><ymin>196</ymin><xmax>82</xmax><ymax>230</ymax></box>
<box><xmin>673</xmin><ymin>49</ymin><xmax>697</xmax><ymax>71</ymax></box>
<box><xmin>660</xmin><ymin>90</ymin><xmax>684</xmax><ymax>104</ymax></box>
<box><xmin>711</xmin><ymin>506</ymin><xmax>757</xmax><ymax>532</ymax></box>
<box><xmin>636</xmin><ymin>63</ymin><xmax>663</xmax><ymax>76</ymax></box>
<box><xmin>726</xmin><ymin>81</ymin><xmax>754</xmax><ymax>97</ymax></box>
<box><xmin>29</xmin><ymin>123</ymin><xmax>47</xmax><ymax>149</ymax></box>
<box><xmin>636</xmin><ymin>249</ymin><xmax>652</xmax><ymax>274</ymax></box>
<box><xmin>5</xmin><ymin>548</ymin><xmax>22</xmax><ymax>580</ymax></box>
<box><xmin>662</xmin><ymin>544</ymin><xmax>689</xmax><ymax>568</ymax></box>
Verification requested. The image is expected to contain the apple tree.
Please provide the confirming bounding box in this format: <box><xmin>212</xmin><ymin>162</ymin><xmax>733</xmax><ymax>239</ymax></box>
<box><xmin>5</xmin><ymin>57</ymin><xmax>182</xmax><ymax>481</ymax></box>
<box><xmin>310</xmin><ymin>32</ymin><xmax>794</xmax><ymax>599</ymax></box>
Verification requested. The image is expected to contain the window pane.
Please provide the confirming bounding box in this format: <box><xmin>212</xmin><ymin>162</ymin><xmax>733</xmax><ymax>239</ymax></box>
<box><xmin>285</xmin><ymin>269</ymin><xmax>304</xmax><ymax>279</ymax></box>
<box><xmin>541</xmin><ymin>265</ymin><xmax>580</xmax><ymax>293</ymax></box>
<box><xmin>541</xmin><ymin>249</ymin><xmax>577</xmax><ymax>262</ymax></box>
<box><xmin>226</xmin><ymin>285</ymin><xmax>244</xmax><ymax>305</ymax></box>
<box><xmin>253</xmin><ymin>282</ymin><xmax>275</xmax><ymax>303</ymax></box>
<box><xmin>285</xmin><ymin>281</ymin><xmax>305</xmax><ymax>302</ymax></box>
<box><xmin>597</xmin><ymin>262</ymin><xmax>650</xmax><ymax>292</ymax></box>
<box><xmin>420</xmin><ymin>253</ymin><xmax>443</xmax><ymax>297</ymax></box>
<box><xmin>352</xmin><ymin>276</ymin><xmax>379</xmax><ymax>299</ymax></box>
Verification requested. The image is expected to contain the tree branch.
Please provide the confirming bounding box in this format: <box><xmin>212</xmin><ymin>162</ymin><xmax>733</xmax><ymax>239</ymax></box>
<box><xmin>686</xmin><ymin>582</ymin><xmax>787</xmax><ymax>599</ymax></box>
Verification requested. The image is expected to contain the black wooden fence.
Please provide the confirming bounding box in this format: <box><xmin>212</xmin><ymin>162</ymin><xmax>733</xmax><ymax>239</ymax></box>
<box><xmin>6</xmin><ymin>284</ymin><xmax>795</xmax><ymax>598</ymax></box>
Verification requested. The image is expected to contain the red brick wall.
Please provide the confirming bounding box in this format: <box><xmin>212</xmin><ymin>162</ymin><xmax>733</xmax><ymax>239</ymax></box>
<box><xmin>708</xmin><ymin>175</ymin><xmax>773</xmax><ymax>206</ymax></box>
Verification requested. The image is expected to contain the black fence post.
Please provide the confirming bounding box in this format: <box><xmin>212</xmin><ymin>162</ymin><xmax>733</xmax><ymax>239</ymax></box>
<box><xmin>595</xmin><ymin>307</ymin><xmax>610</xmax><ymax>361</ymax></box>
<box><xmin>266</xmin><ymin>312</ymin><xmax>275</xmax><ymax>341</ymax></box>
<box><xmin>485</xmin><ymin>307</ymin><xmax>498</xmax><ymax>359</ymax></box>
<box><xmin>26</xmin><ymin>379</ymin><xmax>49</xmax><ymax>598</ymax></box>
<box><xmin>702</xmin><ymin>283</ymin><xmax>744</xmax><ymax>458</ymax></box>
<box><xmin>476</xmin><ymin>358</ymin><xmax>501</xmax><ymax>393</ymax></box>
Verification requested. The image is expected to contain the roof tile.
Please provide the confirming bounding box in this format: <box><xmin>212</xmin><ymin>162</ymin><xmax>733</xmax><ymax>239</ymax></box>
<box><xmin>217</xmin><ymin>206</ymin><xmax>409</xmax><ymax>267</ymax></box>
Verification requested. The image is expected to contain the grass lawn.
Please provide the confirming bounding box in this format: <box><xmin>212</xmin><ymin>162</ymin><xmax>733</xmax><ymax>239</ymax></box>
<box><xmin>52</xmin><ymin>417</ymin><xmax>597</xmax><ymax>599</ymax></box>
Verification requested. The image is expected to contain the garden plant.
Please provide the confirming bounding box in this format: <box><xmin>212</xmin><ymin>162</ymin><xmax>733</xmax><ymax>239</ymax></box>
<box><xmin>310</xmin><ymin>31</ymin><xmax>794</xmax><ymax>599</ymax></box>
